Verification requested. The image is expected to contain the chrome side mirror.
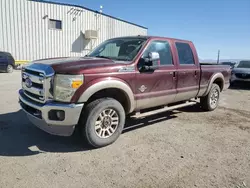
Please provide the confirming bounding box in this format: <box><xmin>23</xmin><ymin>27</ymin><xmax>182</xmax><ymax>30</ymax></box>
<box><xmin>148</xmin><ymin>52</ymin><xmax>160</xmax><ymax>62</ymax></box>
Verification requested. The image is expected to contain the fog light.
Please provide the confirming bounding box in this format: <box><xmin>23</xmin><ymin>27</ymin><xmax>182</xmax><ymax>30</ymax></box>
<box><xmin>48</xmin><ymin>110</ymin><xmax>65</xmax><ymax>121</ymax></box>
<box><xmin>56</xmin><ymin>110</ymin><xmax>65</xmax><ymax>121</ymax></box>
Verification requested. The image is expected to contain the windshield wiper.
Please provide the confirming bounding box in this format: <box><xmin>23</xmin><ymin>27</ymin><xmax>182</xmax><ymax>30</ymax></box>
<box><xmin>95</xmin><ymin>55</ymin><xmax>111</xmax><ymax>59</ymax></box>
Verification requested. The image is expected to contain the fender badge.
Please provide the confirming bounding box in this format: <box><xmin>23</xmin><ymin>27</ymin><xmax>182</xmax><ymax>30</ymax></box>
<box><xmin>139</xmin><ymin>85</ymin><xmax>147</xmax><ymax>92</ymax></box>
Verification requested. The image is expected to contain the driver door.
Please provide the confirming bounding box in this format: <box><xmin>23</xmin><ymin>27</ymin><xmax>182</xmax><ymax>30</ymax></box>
<box><xmin>134</xmin><ymin>39</ymin><xmax>177</xmax><ymax>110</ymax></box>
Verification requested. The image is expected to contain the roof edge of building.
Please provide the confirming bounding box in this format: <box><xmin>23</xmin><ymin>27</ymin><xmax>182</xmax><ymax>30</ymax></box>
<box><xmin>29</xmin><ymin>0</ymin><xmax>148</xmax><ymax>29</ymax></box>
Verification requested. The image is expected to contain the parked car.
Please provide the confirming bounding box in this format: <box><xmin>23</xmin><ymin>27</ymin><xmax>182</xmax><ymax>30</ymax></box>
<box><xmin>220</xmin><ymin>61</ymin><xmax>236</xmax><ymax>69</ymax></box>
<box><xmin>230</xmin><ymin>60</ymin><xmax>250</xmax><ymax>84</ymax></box>
<box><xmin>18</xmin><ymin>36</ymin><xmax>231</xmax><ymax>148</ymax></box>
<box><xmin>0</xmin><ymin>51</ymin><xmax>15</xmax><ymax>73</ymax></box>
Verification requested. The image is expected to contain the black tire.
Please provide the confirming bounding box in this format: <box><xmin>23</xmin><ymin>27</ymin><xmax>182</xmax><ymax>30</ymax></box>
<box><xmin>6</xmin><ymin>65</ymin><xmax>13</xmax><ymax>73</ymax></box>
<box><xmin>80</xmin><ymin>98</ymin><xmax>125</xmax><ymax>148</ymax></box>
<box><xmin>200</xmin><ymin>83</ymin><xmax>220</xmax><ymax>111</ymax></box>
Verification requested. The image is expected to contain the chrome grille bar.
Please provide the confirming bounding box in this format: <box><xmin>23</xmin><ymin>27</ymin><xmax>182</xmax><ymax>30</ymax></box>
<box><xmin>21</xmin><ymin>63</ymin><xmax>55</xmax><ymax>103</ymax></box>
<box><xmin>22</xmin><ymin>83</ymin><xmax>44</xmax><ymax>96</ymax></box>
<box><xmin>22</xmin><ymin>72</ymin><xmax>44</xmax><ymax>84</ymax></box>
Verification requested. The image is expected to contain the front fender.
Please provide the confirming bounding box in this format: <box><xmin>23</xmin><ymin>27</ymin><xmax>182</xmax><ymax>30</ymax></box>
<box><xmin>72</xmin><ymin>77</ymin><xmax>135</xmax><ymax>113</ymax></box>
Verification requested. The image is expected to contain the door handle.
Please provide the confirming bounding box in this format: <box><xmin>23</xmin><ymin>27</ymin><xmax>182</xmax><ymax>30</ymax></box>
<box><xmin>194</xmin><ymin>70</ymin><xmax>197</xmax><ymax>77</ymax></box>
<box><xmin>170</xmin><ymin>71</ymin><xmax>176</xmax><ymax>80</ymax></box>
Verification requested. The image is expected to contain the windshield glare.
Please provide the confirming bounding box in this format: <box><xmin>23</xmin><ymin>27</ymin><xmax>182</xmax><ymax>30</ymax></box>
<box><xmin>87</xmin><ymin>38</ymin><xmax>147</xmax><ymax>62</ymax></box>
<box><xmin>237</xmin><ymin>61</ymin><xmax>250</xmax><ymax>68</ymax></box>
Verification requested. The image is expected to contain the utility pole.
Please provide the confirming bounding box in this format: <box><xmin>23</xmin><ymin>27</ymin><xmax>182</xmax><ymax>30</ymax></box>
<box><xmin>217</xmin><ymin>50</ymin><xmax>220</xmax><ymax>64</ymax></box>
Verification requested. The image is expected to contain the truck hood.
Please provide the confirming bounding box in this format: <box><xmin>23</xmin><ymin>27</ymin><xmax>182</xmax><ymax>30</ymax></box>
<box><xmin>232</xmin><ymin>68</ymin><xmax>250</xmax><ymax>74</ymax></box>
<box><xmin>31</xmin><ymin>57</ymin><xmax>127</xmax><ymax>74</ymax></box>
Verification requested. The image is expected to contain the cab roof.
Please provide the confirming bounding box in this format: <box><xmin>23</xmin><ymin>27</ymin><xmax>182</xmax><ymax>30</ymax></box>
<box><xmin>111</xmin><ymin>35</ymin><xmax>192</xmax><ymax>43</ymax></box>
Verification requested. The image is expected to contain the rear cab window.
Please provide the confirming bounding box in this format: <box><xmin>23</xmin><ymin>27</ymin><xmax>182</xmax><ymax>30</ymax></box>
<box><xmin>142</xmin><ymin>40</ymin><xmax>173</xmax><ymax>66</ymax></box>
<box><xmin>175</xmin><ymin>42</ymin><xmax>195</xmax><ymax>65</ymax></box>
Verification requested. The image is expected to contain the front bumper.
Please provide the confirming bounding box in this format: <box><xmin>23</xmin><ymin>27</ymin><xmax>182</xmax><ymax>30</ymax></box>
<box><xmin>19</xmin><ymin>89</ymin><xmax>84</xmax><ymax>136</ymax></box>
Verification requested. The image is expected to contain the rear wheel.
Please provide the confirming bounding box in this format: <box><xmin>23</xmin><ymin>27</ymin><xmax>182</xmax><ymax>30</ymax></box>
<box><xmin>80</xmin><ymin>98</ymin><xmax>125</xmax><ymax>148</ymax></box>
<box><xmin>200</xmin><ymin>83</ymin><xmax>220</xmax><ymax>111</ymax></box>
<box><xmin>6</xmin><ymin>65</ymin><xmax>13</xmax><ymax>73</ymax></box>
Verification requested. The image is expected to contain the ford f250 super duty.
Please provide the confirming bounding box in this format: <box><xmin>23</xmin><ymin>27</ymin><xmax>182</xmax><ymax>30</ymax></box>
<box><xmin>19</xmin><ymin>36</ymin><xmax>231</xmax><ymax>148</ymax></box>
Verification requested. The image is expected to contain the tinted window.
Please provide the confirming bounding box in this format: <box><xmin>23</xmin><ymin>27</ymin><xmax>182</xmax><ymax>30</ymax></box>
<box><xmin>176</xmin><ymin>42</ymin><xmax>195</xmax><ymax>65</ymax></box>
<box><xmin>49</xmin><ymin>19</ymin><xmax>62</xmax><ymax>30</ymax></box>
<box><xmin>237</xmin><ymin>61</ymin><xmax>250</xmax><ymax>68</ymax></box>
<box><xmin>0</xmin><ymin>52</ymin><xmax>6</xmax><ymax>59</ymax></box>
<box><xmin>142</xmin><ymin>40</ymin><xmax>173</xmax><ymax>65</ymax></box>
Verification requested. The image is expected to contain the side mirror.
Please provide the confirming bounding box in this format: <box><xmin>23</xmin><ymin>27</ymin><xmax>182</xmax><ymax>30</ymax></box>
<box><xmin>144</xmin><ymin>52</ymin><xmax>160</xmax><ymax>66</ymax></box>
<box><xmin>149</xmin><ymin>52</ymin><xmax>160</xmax><ymax>61</ymax></box>
<box><xmin>139</xmin><ymin>52</ymin><xmax>160</xmax><ymax>71</ymax></box>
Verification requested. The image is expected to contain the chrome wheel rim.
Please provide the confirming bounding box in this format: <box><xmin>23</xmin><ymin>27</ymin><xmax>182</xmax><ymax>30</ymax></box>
<box><xmin>210</xmin><ymin>88</ymin><xmax>219</xmax><ymax>108</ymax></box>
<box><xmin>95</xmin><ymin>108</ymin><xmax>119</xmax><ymax>138</ymax></box>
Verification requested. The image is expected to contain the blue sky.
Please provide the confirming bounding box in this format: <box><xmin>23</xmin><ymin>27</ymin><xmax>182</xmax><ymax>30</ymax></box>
<box><xmin>52</xmin><ymin>0</ymin><xmax>249</xmax><ymax>60</ymax></box>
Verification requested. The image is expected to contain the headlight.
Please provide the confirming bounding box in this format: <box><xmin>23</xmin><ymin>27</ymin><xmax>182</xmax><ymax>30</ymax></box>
<box><xmin>53</xmin><ymin>74</ymin><xmax>84</xmax><ymax>102</ymax></box>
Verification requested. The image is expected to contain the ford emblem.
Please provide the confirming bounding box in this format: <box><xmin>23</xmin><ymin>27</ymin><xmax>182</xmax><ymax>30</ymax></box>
<box><xmin>25</xmin><ymin>78</ymin><xmax>32</xmax><ymax>88</ymax></box>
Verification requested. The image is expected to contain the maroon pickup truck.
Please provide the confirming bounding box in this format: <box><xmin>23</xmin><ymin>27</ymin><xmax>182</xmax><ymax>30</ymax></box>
<box><xmin>19</xmin><ymin>36</ymin><xmax>231</xmax><ymax>148</ymax></box>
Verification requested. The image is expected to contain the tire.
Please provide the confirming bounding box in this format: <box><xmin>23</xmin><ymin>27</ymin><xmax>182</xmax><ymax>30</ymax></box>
<box><xmin>80</xmin><ymin>98</ymin><xmax>125</xmax><ymax>148</ymax></box>
<box><xmin>200</xmin><ymin>83</ymin><xmax>220</xmax><ymax>111</ymax></box>
<box><xmin>6</xmin><ymin>65</ymin><xmax>13</xmax><ymax>73</ymax></box>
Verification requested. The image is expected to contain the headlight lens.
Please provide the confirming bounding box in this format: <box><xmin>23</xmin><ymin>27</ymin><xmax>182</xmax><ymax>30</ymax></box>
<box><xmin>53</xmin><ymin>74</ymin><xmax>84</xmax><ymax>102</ymax></box>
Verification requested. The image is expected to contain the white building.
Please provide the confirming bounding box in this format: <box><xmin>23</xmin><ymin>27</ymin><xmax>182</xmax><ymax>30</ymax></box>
<box><xmin>0</xmin><ymin>0</ymin><xmax>147</xmax><ymax>64</ymax></box>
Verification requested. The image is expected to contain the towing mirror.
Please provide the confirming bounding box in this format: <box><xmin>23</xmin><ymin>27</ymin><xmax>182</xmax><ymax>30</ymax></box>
<box><xmin>144</xmin><ymin>52</ymin><xmax>160</xmax><ymax>66</ymax></box>
<box><xmin>148</xmin><ymin>52</ymin><xmax>160</xmax><ymax>62</ymax></box>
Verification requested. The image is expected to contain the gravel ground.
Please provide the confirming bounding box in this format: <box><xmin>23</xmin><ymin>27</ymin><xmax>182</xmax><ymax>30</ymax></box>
<box><xmin>0</xmin><ymin>71</ymin><xmax>250</xmax><ymax>188</ymax></box>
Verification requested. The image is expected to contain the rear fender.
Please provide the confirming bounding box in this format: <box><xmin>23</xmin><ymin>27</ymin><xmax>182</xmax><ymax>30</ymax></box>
<box><xmin>203</xmin><ymin>73</ymin><xmax>225</xmax><ymax>96</ymax></box>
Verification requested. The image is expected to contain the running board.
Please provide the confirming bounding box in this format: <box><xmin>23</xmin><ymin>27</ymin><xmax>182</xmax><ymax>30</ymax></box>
<box><xmin>131</xmin><ymin>100</ymin><xmax>198</xmax><ymax>118</ymax></box>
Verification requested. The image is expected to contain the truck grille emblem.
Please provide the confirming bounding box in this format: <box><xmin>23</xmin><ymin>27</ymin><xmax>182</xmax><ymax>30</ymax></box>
<box><xmin>139</xmin><ymin>85</ymin><xmax>147</xmax><ymax>92</ymax></box>
<box><xmin>25</xmin><ymin>77</ymin><xmax>32</xmax><ymax>88</ymax></box>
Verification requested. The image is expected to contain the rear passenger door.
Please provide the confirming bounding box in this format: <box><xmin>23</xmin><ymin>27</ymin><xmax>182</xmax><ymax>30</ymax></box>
<box><xmin>174</xmin><ymin>42</ymin><xmax>200</xmax><ymax>102</ymax></box>
<box><xmin>135</xmin><ymin>39</ymin><xmax>177</xmax><ymax>110</ymax></box>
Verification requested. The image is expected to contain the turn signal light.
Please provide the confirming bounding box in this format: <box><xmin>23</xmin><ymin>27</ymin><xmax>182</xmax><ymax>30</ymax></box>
<box><xmin>71</xmin><ymin>80</ymin><xmax>83</xmax><ymax>89</ymax></box>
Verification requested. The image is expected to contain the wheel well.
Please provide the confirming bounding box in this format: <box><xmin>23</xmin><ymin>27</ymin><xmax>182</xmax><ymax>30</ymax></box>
<box><xmin>213</xmin><ymin>78</ymin><xmax>223</xmax><ymax>91</ymax></box>
<box><xmin>86</xmin><ymin>88</ymin><xmax>130</xmax><ymax>114</ymax></box>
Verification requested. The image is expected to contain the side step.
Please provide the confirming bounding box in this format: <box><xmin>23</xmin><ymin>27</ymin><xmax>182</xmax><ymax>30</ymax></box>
<box><xmin>131</xmin><ymin>100</ymin><xmax>198</xmax><ymax>118</ymax></box>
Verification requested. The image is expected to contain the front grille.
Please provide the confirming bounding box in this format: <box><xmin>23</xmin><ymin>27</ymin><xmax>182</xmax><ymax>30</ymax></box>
<box><xmin>22</xmin><ymin>65</ymin><xmax>54</xmax><ymax>103</ymax></box>
<box><xmin>235</xmin><ymin>73</ymin><xmax>250</xmax><ymax>79</ymax></box>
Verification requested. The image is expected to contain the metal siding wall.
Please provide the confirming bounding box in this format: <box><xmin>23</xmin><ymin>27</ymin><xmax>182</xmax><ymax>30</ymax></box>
<box><xmin>0</xmin><ymin>0</ymin><xmax>147</xmax><ymax>61</ymax></box>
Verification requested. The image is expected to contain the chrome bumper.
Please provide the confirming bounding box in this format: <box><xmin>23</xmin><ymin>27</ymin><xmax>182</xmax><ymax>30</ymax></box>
<box><xmin>19</xmin><ymin>89</ymin><xmax>84</xmax><ymax>136</ymax></box>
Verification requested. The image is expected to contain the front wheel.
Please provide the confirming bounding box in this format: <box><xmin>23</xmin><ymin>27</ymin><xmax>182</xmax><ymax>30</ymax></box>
<box><xmin>80</xmin><ymin>98</ymin><xmax>125</xmax><ymax>148</ymax></box>
<box><xmin>200</xmin><ymin>83</ymin><xmax>220</xmax><ymax>111</ymax></box>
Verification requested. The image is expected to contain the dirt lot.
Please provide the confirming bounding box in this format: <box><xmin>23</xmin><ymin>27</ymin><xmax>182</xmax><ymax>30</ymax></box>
<box><xmin>0</xmin><ymin>71</ymin><xmax>250</xmax><ymax>188</ymax></box>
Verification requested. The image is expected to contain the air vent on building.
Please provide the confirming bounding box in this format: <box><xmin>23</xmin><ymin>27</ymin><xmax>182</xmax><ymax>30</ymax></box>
<box><xmin>85</xmin><ymin>30</ymin><xmax>98</xmax><ymax>39</ymax></box>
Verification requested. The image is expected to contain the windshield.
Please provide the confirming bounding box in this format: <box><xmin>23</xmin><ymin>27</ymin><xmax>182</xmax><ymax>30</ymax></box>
<box><xmin>237</xmin><ymin>61</ymin><xmax>250</xmax><ymax>68</ymax></box>
<box><xmin>87</xmin><ymin>38</ymin><xmax>147</xmax><ymax>62</ymax></box>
